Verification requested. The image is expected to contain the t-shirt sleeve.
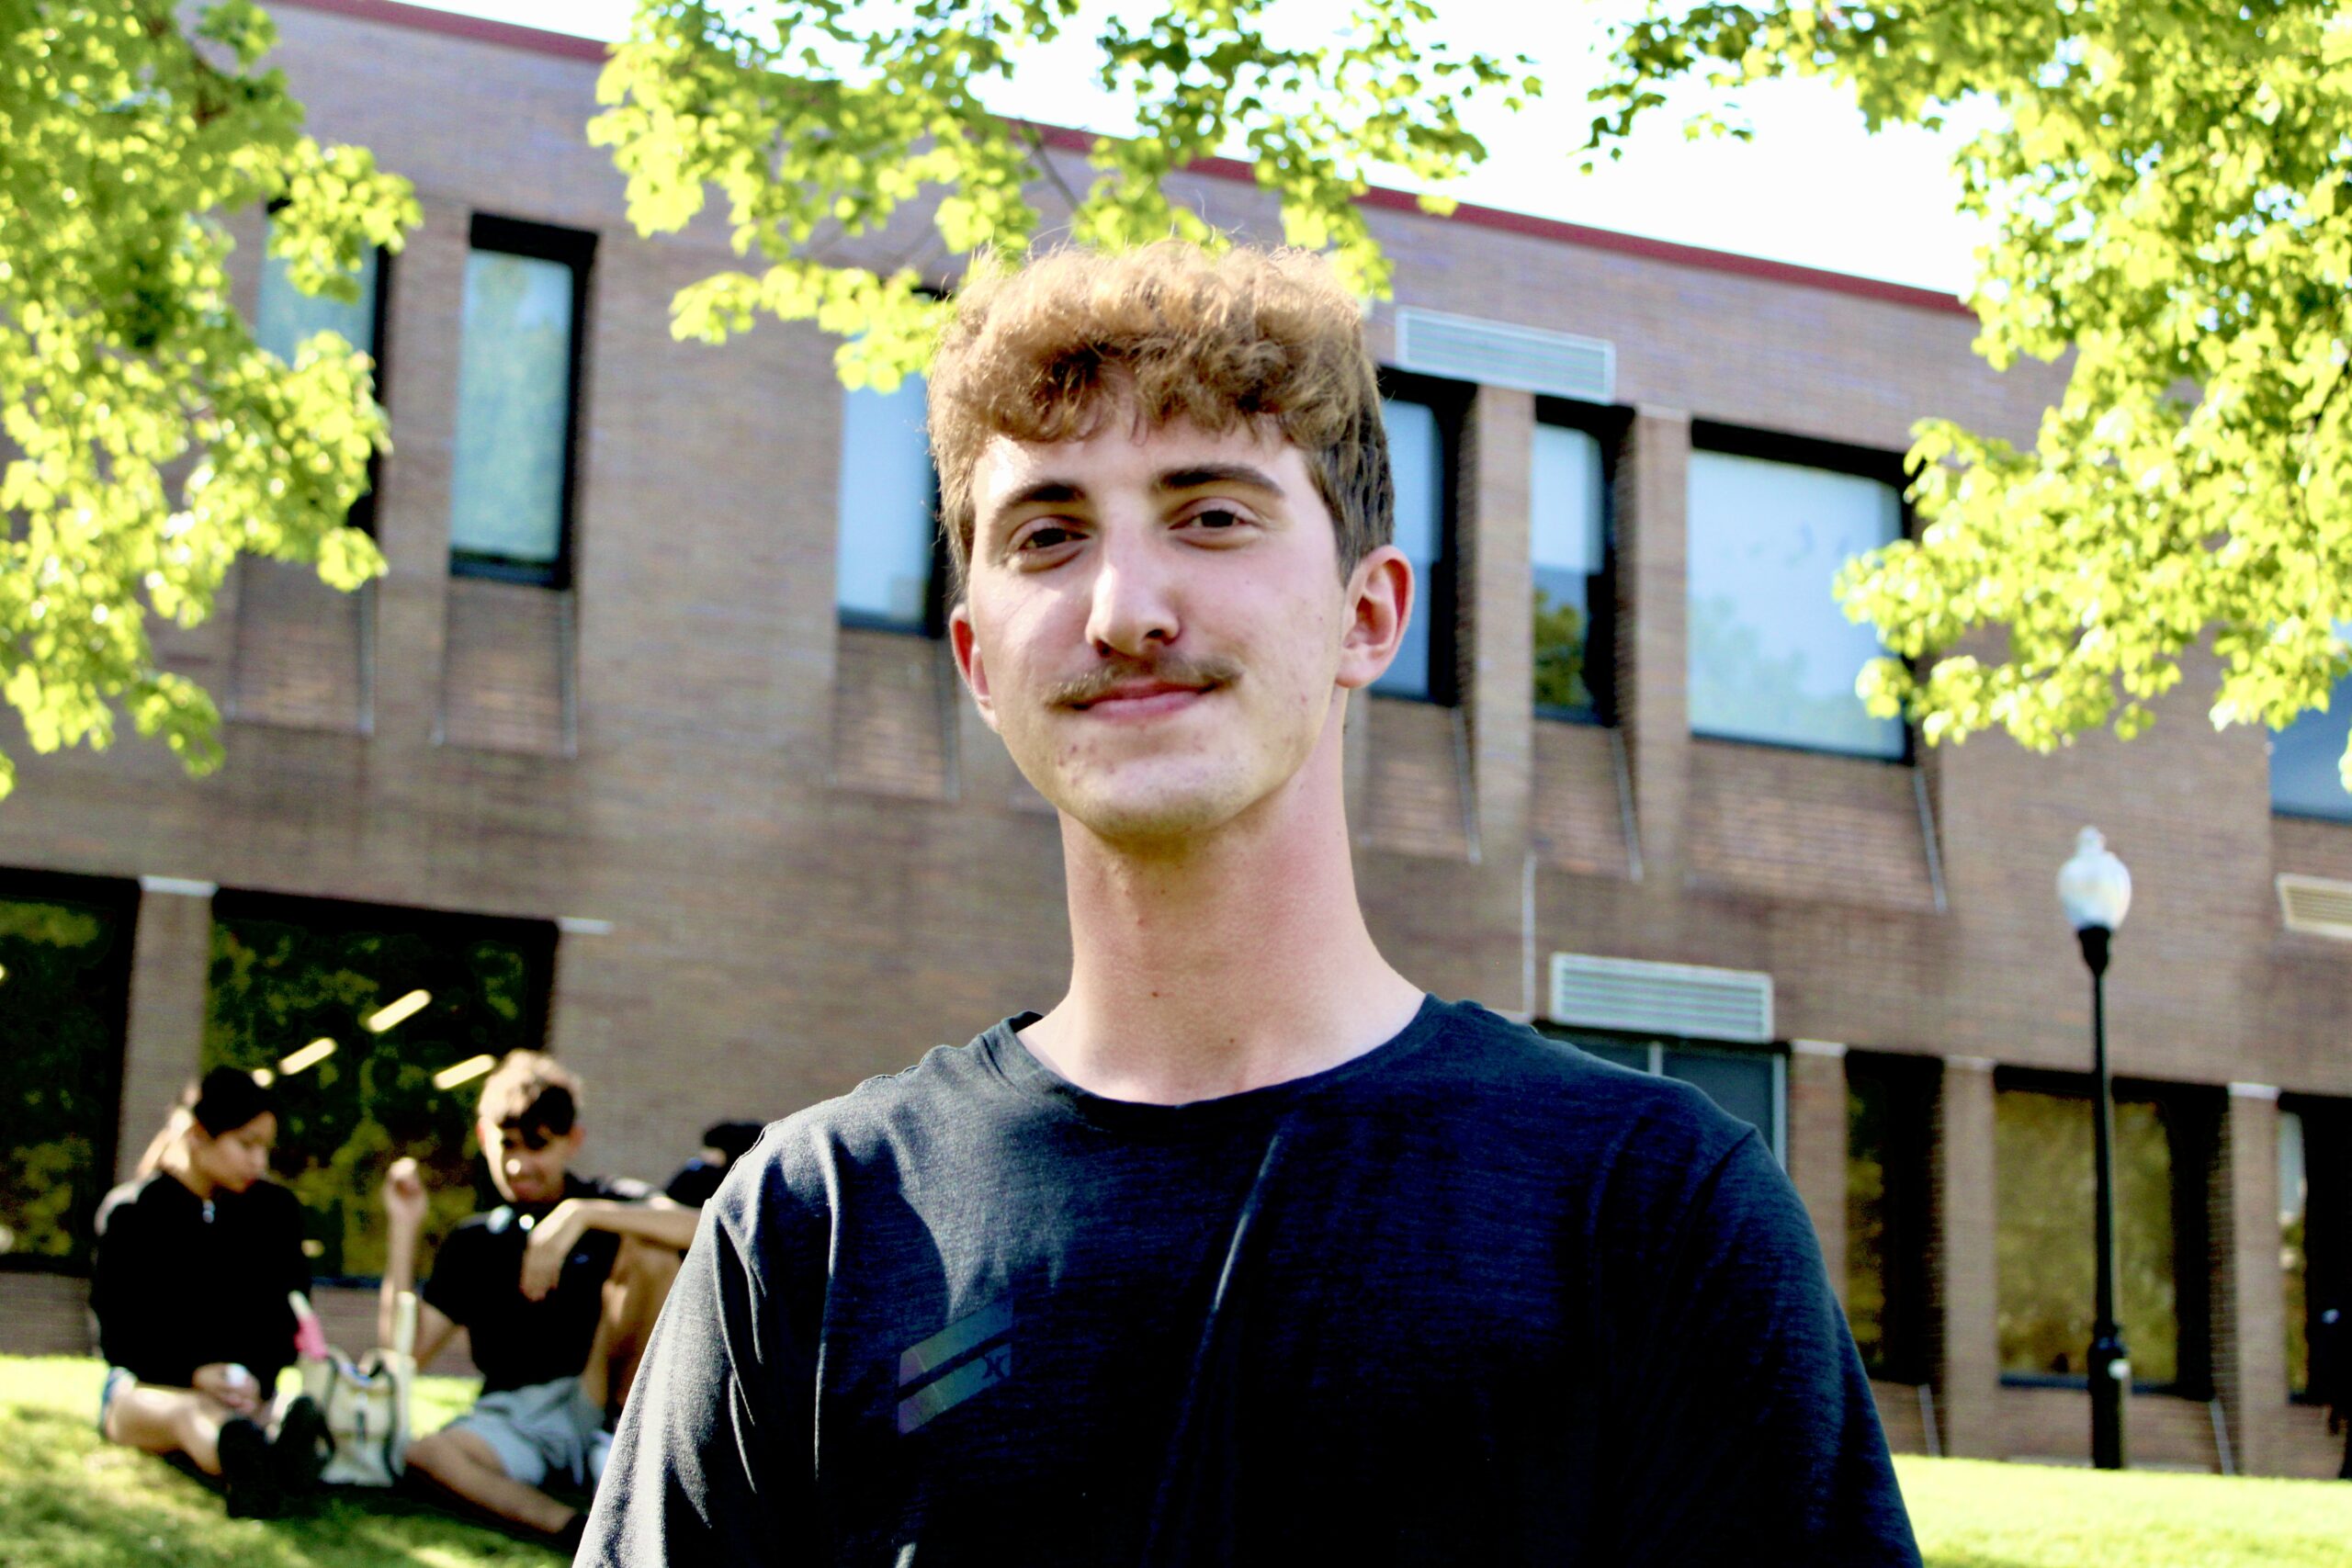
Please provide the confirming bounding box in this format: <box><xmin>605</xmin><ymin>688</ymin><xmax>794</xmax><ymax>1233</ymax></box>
<box><xmin>1599</xmin><ymin>1127</ymin><xmax>1921</xmax><ymax>1567</ymax></box>
<box><xmin>579</xmin><ymin>1160</ymin><xmax>812</xmax><ymax>1566</ymax></box>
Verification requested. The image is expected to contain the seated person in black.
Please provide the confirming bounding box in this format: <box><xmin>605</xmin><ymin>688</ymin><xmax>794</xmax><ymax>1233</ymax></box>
<box><xmin>383</xmin><ymin>1051</ymin><xmax>695</xmax><ymax>1550</ymax></box>
<box><xmin>662</xmin><ymin>1120</ymin><xmax>766</xmax><ymax>1209</ymax></box>
<box><xmin>91</xmin><ymin>1067</ymin><xmax>330</xmax><ymax>1517</ymax></box>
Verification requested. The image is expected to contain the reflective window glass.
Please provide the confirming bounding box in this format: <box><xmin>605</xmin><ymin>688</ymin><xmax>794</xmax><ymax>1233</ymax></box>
<box><xmin>1532</xmin><ymin>423</ymin><xmax>1606</xmax><ymax>717</ymax></box>
<box><xmin>204</xmin><ymin>895</ymin><xmax>558</xmax><ymax>1279</ymax></box>
<box><xmin>450</xmin><ymin>249</ymin><xmax>576</xmax><ymax>577</ymax></box>
<box><xmin>1376</xmin><ymin>396</ymin><xmax>1444</xmax><ymax>699</ymax></box>
<box><xmin>255</xmin><ymin>233</ymin><xmax>379</xmax><ymax>367</ymax></box>
<box><xmin>1846</xmin><ymin>1058</ymin><xmax>1934</xmax><ymax>1381</ymax></box>
<box><xmin>1687</xmin><ymin>450</ymin><xmax>1905</xmax><ymax>757</ymax></box>
<box><xmin>837</xmin><ymin>376</ymin><xmax>937</xmax><ymax>629</ymax></box>
<box><xmin>0</xmin><ymin>884</ymin><xmax>134</xmax><ymax>1269</ymax></box>
<box><xmin>1662</xmin><ymin>1046</ymin><xmax>1778</xmax><ymax>1156</ymax></box>
<box><xmin>2271</xmin><ymin>672</ymin><xmax>2352</xmax><ymax>818</ymax></box>
<box><xmin>2284</xmin><ymin>1107</ymin><xmax>2310</xmax><ymax>1393</ymax></box>
<box><xmin>1995</xmin><ymin>1087</ymin><xmax>2181</xmax><ymax>1385</ymax></box>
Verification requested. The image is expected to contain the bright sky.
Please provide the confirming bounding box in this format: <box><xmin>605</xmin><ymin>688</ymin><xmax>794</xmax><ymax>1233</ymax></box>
<box><xmin>408</xmin><ymin>0</ymin><xmax>1989</xmax><ymax>296</ymax></box>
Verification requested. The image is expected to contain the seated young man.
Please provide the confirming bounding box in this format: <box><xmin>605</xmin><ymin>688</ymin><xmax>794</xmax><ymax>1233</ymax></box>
<box><xmin>382</xmin><ymin>1051</ymin><xmax>695</xmax><ymax>1551</ymax></box>
<box><xmin>587</xmin><ymin>243</ymin><xmax>1919</xmax><ymax>1564</ymax></box>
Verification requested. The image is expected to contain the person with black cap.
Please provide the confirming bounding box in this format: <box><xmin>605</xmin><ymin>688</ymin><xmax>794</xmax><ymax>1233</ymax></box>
<box><xmin>90</xmin><ymin>1066</ymin><xmax>330</xmax><ymax>1517</ymax></box>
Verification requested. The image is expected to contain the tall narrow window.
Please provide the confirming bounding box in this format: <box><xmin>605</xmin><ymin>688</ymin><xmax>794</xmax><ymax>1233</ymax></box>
<box><xmin>256</xmin><ymin>218</ymin><xmax>386</xmax><ymax>533</ymax></box>
<box><xmin>1687</xmin><ymin>443</ymin><xmax>1905</xmax><ymax>758</ymax></box>
<box><xmin>1376</xmin><ymin>392</ymin><xmax>1449</xmax><ymax>700</ymax></box>
<box><xmin>2271</xmin><ymin>671</ymin><xmax>2352</xmax><ymax>818</ymax></box>
<box><xmin>1847</xmin><ymin>1055</ymin><xmax>1935</xmax><ymax>1382</ymax></box>
<box><xmin>256</xmin><ymin>238</ymin><xmax>381</xmax><ymax>369</ymax></box>
<box><xmin>0</xmin><ymin>874</ymin><xmax>136</xmax><ymax>1270</ymax></box>
<box><xmin>449</xmin><ymin>217</ymin><xmax>594</xmax><ymax>588</ymax></box>
<box><xmin>1994</xmin><ymin>1081</ymin><xmax>2191</xmax><ymax>1387</ymax></box>
<box><xmin>1531</xmin><ymin>420</ymin><xmax>1608</xmax><ymax>719</ymax></box>
<box><xmin>837</xmin><ymin>375</ymin><xmax>938</xmax><ymax>632</ymax></box>
<box><xmin>2284</xmin><ymin>1106</ymin><xmax>2311</xmax><ymax>1394</ymax></box>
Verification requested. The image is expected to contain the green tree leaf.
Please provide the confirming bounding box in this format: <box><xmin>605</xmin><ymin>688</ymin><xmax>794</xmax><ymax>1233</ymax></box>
<box><xmin>591</xmin><ymin>0</ymin><xmax>1536</xmax><ymax>381</ymax></box>
<box><xmin>1589</xmin><ymin>1</ymin><xmax>2352</xmax><ymax>785</ymax></box>
<box><xmin>0</xmin><ymin>0</ymin><xmax>417</xmax><ymax>795</ymax></box>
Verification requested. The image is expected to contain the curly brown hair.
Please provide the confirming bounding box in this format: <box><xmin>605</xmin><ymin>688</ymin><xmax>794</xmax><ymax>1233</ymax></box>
<box><xmin>476</xmin><ymin>1050</ymin><xmax>582</xmax><ymax>1138</ymax></box>
<box><xmin>926</xmin><ymin>243</ymin><xmax>1391</xmax><ymax>594</ymax></box>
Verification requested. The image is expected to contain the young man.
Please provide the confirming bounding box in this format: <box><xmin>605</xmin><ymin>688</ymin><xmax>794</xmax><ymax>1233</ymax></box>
<box><xmin>586</xmin><ymin>243</ymin><xmax>1920</xmax><ymax>1564</ymax></box>
<box><xmin>383</xmin><ymin>1051</ymin><xmax>695</xmax><ymax>1551</ymax></box>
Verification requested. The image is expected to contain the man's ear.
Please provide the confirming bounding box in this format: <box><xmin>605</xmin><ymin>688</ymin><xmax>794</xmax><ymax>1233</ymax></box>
<box><xmin>1335</xmin><ymin>546</ymin><xmax>1413</xmax><ymax>692</ymax></box>
<box><xmin>949</xmin><ymin>602</ymin><xmax>1001</xmax><ymax>731</ymax></box>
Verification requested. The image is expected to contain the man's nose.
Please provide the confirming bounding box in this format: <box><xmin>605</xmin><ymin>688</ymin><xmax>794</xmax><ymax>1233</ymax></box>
<box><xmin>1084</xmin><ymin>530</ymin><xmax>1181</xmax><ymax>658</ymax></box>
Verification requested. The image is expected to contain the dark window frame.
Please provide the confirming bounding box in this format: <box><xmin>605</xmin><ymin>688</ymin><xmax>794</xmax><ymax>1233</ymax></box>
<box><xmin>449</xmin><ymin>213</ymin><xmax>597</xmax><ymax>592</ymax></box>
<box><xmin>1991</xmin><ymin>1066</ymin><xmax>2215</xmax><ymax>1399</ymax></box>
<box><xmin>0</xmin><ymin>868</ymin><xmax>140</xmax><ymax>1277</ymax></box>
<box><xmin>1531</xmin><ymin>398</ymin><xmax>1631</xmax><ymax>728</ymax></box>
<box><xmin>1684</xmin><ymin>419</ymin><xmax>1917</xmax><ymax>766</ymax></box>
<box><xmin>1375</xmin><ymin>367</ymin><xmax>1470</xmax><ymax>708</ymax></box>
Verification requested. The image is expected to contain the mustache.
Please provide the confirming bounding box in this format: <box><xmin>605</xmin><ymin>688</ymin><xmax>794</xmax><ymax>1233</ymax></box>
<box><xmin>1047</xmin><ymin>655</ymin><xmax>1244</xmax><ymax>708</ymax></box>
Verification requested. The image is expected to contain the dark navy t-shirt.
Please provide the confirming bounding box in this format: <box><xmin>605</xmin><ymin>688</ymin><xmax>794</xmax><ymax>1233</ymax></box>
<box><xmin>585</xmin><ymin>998</ymin><xmax>1919</xmax><ymax>1565</ymax></box>
<box><xmin>424</xmin><ymin>1172</ymin><xmax>652</xmax><ymax>1393</ymax></box>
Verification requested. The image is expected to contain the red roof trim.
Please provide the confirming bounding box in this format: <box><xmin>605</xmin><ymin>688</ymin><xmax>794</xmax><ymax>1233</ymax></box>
<box><xmin>278</xmin><ymin>0</ymin><xmax>1971</xmax><ymax>318</ymax></box>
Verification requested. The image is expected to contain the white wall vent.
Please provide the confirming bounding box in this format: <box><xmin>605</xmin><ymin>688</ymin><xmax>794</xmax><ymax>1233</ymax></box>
<box><xmin>1395</xmin><ymin>308</ymin><xmax>1614</xmax><ymax>405</ymax></box>
<box><xmin>2278</xmin><ymin>873</ymin><xmax>2352</xmax><ymax>940</ymax></box>
<box><xmin>1548</xmin><ymin>953</ymin><xmax>1774</xmax><ymax>1043</ymax></box>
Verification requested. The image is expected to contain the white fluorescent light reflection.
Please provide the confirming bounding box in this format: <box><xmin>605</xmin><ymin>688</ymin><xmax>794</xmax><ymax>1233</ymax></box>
<box><xmin>433</xmin><ymin>1054</ymin><xmax>496</xmax><ymax>1092</ymax></box>
<box><xmin>279</xmin><ymin>1038</ymin><xmax>337</xmax><ymax>1076</ymax></box>
<box><xmin>366</xmin><ymin>989</ymin><xmax>431</xmax><ymax>1033</ymax></box>
<box><xmin>251</xmin><ymin>1067</ymin><xmax>276</xmax><ymax>1088</ymax></box>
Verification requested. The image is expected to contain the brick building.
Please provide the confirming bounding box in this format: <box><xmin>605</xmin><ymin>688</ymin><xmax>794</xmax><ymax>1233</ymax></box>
<box><xmin>2</xmin><ymin>0</ymin><xmax>2346</xmax><ymax>1480</ymax></box>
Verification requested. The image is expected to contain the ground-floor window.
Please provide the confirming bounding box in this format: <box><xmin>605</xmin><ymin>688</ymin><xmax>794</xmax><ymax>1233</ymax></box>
<box><xmin>1847</xmin><ymin>1054</ymin><xmax>1936</xmax><ymax>1383</ymax></box>
<box><xmin>1994</xmin><ymin>1077</ymin><xmax>2211</xmax><ymax>1393</ymax></box>
<box><xmin>2284</xmin><ymin>1095</ymin><xmax>2351</xmax><ymax>1402</ymax></box>
<box><xmin>1541</xmin><ymin>1030</ymin><xmax>1785</xmax><ymax>1165</ymax></box>
<box><xmin>0</xmin><ymin>872</ymin><xmax>137</xmax><ymax>1269</ymax></box>
<box><xmin>204</xmin><ymin>892</ymin><xmax>558</xmax><ymax>1279</ymax></box>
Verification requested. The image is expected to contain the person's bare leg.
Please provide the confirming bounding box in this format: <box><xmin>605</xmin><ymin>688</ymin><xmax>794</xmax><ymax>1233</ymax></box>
<box><xmin>403</xmin><ymin>1427</ymin><xmax>577</xmax><ymax>1536</ymax></box>
<box><xmin>103</xmin><ymin>1383</ymin><xmax>234</xmax><ymax>1474</ymax></box>
<box><xmin>582</xmin><ymin>1236</ymin><xmax>681</xmax><ymax>1414</ymax></box>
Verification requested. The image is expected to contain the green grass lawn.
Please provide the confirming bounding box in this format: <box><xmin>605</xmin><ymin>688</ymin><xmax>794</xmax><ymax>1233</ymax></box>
<box><xmin>6</xmin><ymin>1355</ymin><xmax>2352</xmax><ymax>1564</ymax></box>
<box><xmin>0</xmin><ymin>1356</ymin><xmax>551</xmax><ymax>1566</ymax></box>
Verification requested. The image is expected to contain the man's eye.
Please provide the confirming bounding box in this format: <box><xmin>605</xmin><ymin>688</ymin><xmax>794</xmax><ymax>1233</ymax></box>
<box><xmin>1187</xmin><ymin>507</ymin><xmax>1248</xmax><ymax>531</ymax></box>
<box><xmin>1018</xmin><ymin>524</ymin><xmax>1080</xmax><ymax>552</ymax></box>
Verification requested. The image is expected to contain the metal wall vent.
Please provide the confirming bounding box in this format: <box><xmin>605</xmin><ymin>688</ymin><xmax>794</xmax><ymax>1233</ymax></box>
<box><xmin>1548</xmin><ymin>953</ymin><xmax>1774</xmax><ymax>1043</ymax></box>
<box><xmin>1394</xmin><ymin>308</ymin><xmax>1615</xmax><ymax>405</ymax></box>
<box><xmin>2278</xmin><ymin>873</ymin><xmax>2352</xmax><ymax>940</ymax></box>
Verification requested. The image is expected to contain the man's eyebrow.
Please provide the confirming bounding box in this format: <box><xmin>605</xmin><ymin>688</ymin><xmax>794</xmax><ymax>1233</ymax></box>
<box><xmin>991</xmin><ymin>479</ymin><xmax>1086</xmax><ymax>515</ymax></box>
<box><xmin>1153</xmin><ymin>463</ymin><xmax>1284</xmax><ymax>495</ymax></box>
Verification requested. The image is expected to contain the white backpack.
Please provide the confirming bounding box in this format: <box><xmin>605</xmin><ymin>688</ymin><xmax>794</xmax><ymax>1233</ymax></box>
<box><xmin>290</xmin><ymin>1291</ymin><xmax>415</xmax><ymax>1488</ymax></box>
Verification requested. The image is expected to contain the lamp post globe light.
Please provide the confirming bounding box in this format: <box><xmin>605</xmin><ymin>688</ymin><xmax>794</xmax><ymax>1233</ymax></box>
<box><xmin>2056</xmin><ymin>826</ymin><xmax>2132</xmax><ymax>1471</ymax></box>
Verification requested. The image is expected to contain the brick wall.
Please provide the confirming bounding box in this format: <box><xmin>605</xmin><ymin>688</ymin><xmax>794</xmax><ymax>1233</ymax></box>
<box><xmin>0</xmin><ymin>0</ymin><xmax>2334</xmax><ymax>1475</ymax></box>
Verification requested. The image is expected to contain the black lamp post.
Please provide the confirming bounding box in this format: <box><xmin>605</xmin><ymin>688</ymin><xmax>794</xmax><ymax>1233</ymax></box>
<box><xmin>2057</xmin><ymin>826</ymin><xmax>2132</xmax><ymax>1471</ymax></box>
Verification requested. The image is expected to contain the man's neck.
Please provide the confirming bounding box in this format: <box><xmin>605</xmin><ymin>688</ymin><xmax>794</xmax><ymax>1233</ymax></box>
<box><xmin>1020</xmin><ymin>711</ymin><xmax>1423</xmax><ymax>1104</ymax></box>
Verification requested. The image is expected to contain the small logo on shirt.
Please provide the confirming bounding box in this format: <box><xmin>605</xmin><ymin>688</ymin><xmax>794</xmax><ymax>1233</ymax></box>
<box><xmin>896</xmin><ymin>1301</ymin><xmax>1012</xmax><ymax>1434</ymax></box>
